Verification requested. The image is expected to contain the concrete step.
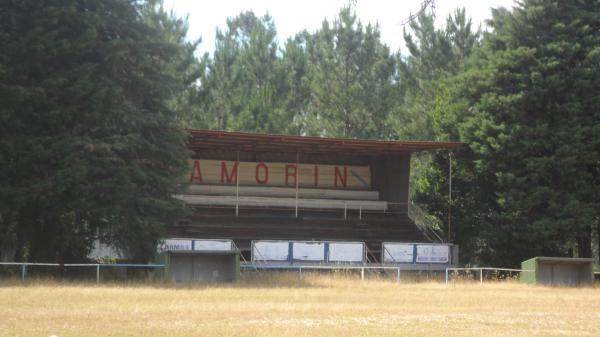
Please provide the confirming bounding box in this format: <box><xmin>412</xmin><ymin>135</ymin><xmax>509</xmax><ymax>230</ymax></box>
<box><xmin>174</xmin><ymin>194</ymin><xmax>387</xmax><ymax>211</ymax></box>
<box><xmin>184</xmin><ymin>184</ymin><xmax>380</xmax><ymax>200</ymax></box>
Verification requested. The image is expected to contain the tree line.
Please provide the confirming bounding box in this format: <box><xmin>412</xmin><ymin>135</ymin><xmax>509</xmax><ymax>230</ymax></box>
<box><xmin>1</xmin><ymin>0</ymin><xmax>598</xmax><ymax>266</ymax></box>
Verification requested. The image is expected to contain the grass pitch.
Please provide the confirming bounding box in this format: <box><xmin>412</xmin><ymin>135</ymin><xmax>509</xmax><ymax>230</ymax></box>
<box><xmin>1</xmin><ymin>273</ymin><xmax>599</xmax><ymax>337</ymax></box>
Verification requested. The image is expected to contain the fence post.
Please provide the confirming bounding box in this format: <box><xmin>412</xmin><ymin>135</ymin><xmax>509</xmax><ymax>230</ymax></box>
<box><xmin>396</xmin><ymin>268</ymin><xmax>400</xmax><ymax>284</ymax></box>
<box><xmin>21</xmin><ymin>264</ymin><xmax>26</xmax><ymax>282</ymax></box>
<box><xmin>445</xmin><ymin>268</ymin><xmax>449</xmax><ymax>286</ymax></box>
<box><xmin>96</xmin><ymin>264</ymin><xmax>100</xmax><ymax>284</ymax></box>
<box><xmin>361</xmin><ymin>268</ymin><xmax>364</xmax><ymax>281</ymax></box>
<box><xmin>480</xmin><ymin>268</ymin><xmax>483</xmax><ymax>285</ymax></box>
<box><xmin>298</xmin><ymin>266</ymin><xmax>302</xmax><ymax>280</ymax></box>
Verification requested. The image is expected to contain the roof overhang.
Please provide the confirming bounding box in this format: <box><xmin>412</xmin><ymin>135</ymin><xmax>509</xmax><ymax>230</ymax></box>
<box><xmin>186</xmin><ymin>129</ymin><xmax>464</xmax><ymax>156</ymax></box>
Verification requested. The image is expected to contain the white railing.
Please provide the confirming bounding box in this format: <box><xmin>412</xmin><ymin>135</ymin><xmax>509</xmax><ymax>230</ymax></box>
<box><xmin>445</xmin><ymin>267</ymin><xmax>533</xmax><ymax>286</ymax></box>
<box><xmin>0</xmin><ymin>262</ymin><xmax>165</xmax><ymax>283</ymax></box>
<box><xmin>241</xmin><ymin>263</ymin><xmax>403</xmax><ymax>283</ymax></box>
<box><xmin>408</xmin><ymin>201</ymin><xmax>445</xmax><ymax>242</ymax></box>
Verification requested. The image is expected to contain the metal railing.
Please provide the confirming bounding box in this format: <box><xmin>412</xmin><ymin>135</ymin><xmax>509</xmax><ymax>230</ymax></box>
<box><xmin>445</xmin><ymin>267</ymin><xmax>533</xmax><ymax>286</ymax></box>
<box><xmin>189</xmin><ymin>202</ymin><xmax>408</xmax><ymax>217</ymax></box>
<box><xmin>408</xmin><ymin>201</ymin><xmax>445</xmax><ymax>242</ymax></box>
<box><xmin>0</xmin><ymin>262</ymin><xmax>165</xmax><ymax>283</ymax></box>
<box><xmin>240</xmin><ymin>263</ymin><xmax>404</xmax><ymax>283</ymax></box>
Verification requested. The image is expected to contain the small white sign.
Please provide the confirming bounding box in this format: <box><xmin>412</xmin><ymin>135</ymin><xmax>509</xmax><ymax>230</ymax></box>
<box><xmin>328</xmin><ymin>242</ymin><xmax>364</xmax><ymax>263</ymax></box>
<box><xmin>158</xmin><ymin>239</ymin><xmax>192</xmax><ymax>252</ymax></box>
<box><xmin>293</xmin><ymin>242</ymin><xmax>326</xmax><ymax>261</ymax></box>
<box><xmin>416</xmin><ymin>245</ymin><xmax>449</xmax><ymax>263</ymax></box>
<box><xmin>193</xmin><ymin>239</ymin><xmax>232</xmax><ymax>251</ymax></box>
<box><xmin>382</xmin><ymin>243</ymin><xmax>414</xmax><ymax>263</ymax></box>
<box><xmin>252</xmin><ymin>241</ymin><xmax>290</xmax><ymax>261</ymax></box>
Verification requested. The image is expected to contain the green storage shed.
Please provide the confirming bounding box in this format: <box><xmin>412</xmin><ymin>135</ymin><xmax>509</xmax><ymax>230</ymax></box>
<box><xmin>521</xmin><ymin>257</ymin><xmax>593</xmax><ymax>286</ymax></box>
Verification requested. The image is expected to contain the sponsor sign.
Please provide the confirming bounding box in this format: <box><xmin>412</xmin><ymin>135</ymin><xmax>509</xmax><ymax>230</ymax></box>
<box><xmin>415</xmin><ymin>245</ymin><xmax>449</xmax><ymax>264</ymax></box>
<box><xmin>328</xmin><ymin>242</ymin><xmax>364</xmax><ymax>263</ymax></box>
<box><xmin>187</xmin><ymin>159</ymin><xmax>371</xmax><ymax>189</ymax></box>
<box><xmin>252</xmin><ymin>241</ymin><xmax>290</xmax><ymax>261</ymax></box>
<box><xmin>158</xmin><ymin>239</ymin><xmax>192</xmax><ymax>252</ymax></box>
<box><xmin>193</xmin><ymin>239</ymin><xmax>232</xmax><ymax>251</ymax></box>
<box><xmin>292</xmin><ymin>241</ymin><xmax>326</xmax><ymax>261</ymax></box>
<box><xmin>382</xmin><ymin>243</ymin><xmax>414</xmax><ymax>263</ymax></box>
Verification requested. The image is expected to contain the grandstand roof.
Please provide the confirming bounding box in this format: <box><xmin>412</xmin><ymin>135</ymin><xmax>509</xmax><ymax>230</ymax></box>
<box><xmin>186</xmin><ymin>129</ymin><xmax>463</xmax><ymax>156</ymax></box>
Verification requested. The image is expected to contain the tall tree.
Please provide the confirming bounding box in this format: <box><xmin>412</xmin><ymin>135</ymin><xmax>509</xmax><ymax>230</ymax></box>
<box><xmin>303</xmin><ymin>7</ymin><xmax>397</xmax><ymax>138</ymax></box>
<box><xmin>396</xmin><ymin>9</ymin><xmax>480</xmax><ymax>140</ymax></box>
<box><xmin>0</xmin><ymin>0</ymin><xmax>196</xmax><ymax>262</ymax></box>
<box><xmin>417</xmin><ymin>0</ymin><xmax>600</xmax><ymax>266</ymax></box>
<box><xmin>279</xmin><ymin>32</ymin><xmax>313</xmax><ymax>135</ymax></box>
<box><xmin>200</xmin><ymin>11</ymin><xmax>290</xmax><ymax>133</ymax></box>
<box><xmin>393</xmin><ymin>10</ymin><xmax>483</xmax><ymax>264</ymax></box>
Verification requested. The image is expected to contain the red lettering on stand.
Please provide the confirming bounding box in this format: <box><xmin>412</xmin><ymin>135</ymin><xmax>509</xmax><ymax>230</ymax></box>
<box><xmin>220</xmin><ymin>161</ymin><xmax>238</xmax><ymax>184</ymax></box>
<box><xmin>285</xmin><ymin>164</ymin><xmax>297</xmax><ymax>186</ymax></box>
<box><xmin>255</xmin><ymin>163</ymin><xmax>269</xmax><ymax>184</ymax></box>
<box><xmin>334</xmin><ymin>166</ymin><xmax>347</xmax><ymax>188</ymax></box>
<box><xmin>189</xmin><ymin>160</ymin><xmax>203</xmax><ymax>182</ymax></box>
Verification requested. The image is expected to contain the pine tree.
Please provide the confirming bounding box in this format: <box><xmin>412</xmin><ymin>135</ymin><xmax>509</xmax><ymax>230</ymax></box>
<box><xmin>0</xmin><ymin>0</ymin><xmax>196</xmax><ymax>262</ymax></box>
<box><xmin>202</xmin><ymin>11</ymin><xmax>289</xmax><ymax>133</ymax></box>
<box><xmin>303</xmin><ymin>7</ymin><xmax>397</xmax><ymax>138</ymax></box>
<box><xmin>419</xmin><ymin>0</ymin><xmax>600</xmax><ymax>265</ymax></box>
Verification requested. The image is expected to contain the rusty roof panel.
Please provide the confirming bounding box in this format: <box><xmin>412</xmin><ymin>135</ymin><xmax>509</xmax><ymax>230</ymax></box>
<box><xmin>185</xmin><ymin>129</ymin><xmax>463</xmax><ymax>155</ymax></box>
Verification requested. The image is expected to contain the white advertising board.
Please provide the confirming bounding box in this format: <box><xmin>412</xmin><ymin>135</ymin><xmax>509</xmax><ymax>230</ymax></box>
<box><xmin>382</xmin><ymin>243</ymin><xmax>414</xmax><ymax>263</ymax></box>
<box><xmin>252</xmin><ymin>241</ymin><xmax>290</xmax><ymax>261</ymax></box>
<box><xmin>293</xmin><ymin>242</ymin><xmax>326</xmax><ymax>261</ymax></box>
<box><xmin>158</xmin><ymin>239</ymin><xmax>192</xmax><ymax>252</ymax></box>
<box><xmin>328</xmin><ymin>242</ymin><xmax>364</xmax><ymax>263</ymax></box>
<box><xmin>416</xmin><ymin>245</ymin><xmax>449</xmax><ymax>263</ymax></box>
<box><xmin>193</xmin><ymin>239</ymin><xmax>232</xmax><ymax>251</ymax></box>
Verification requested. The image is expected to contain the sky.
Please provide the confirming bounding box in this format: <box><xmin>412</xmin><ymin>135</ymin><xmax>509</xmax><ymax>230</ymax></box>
<box><xmin>162</xmin><ymin>0</ymin><xmax>516</xmax><ymax>56</ymax></box>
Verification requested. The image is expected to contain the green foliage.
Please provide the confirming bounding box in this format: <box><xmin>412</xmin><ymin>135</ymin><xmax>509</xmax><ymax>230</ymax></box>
<box><xmin>192</xmin><ymin>7</ymin><xmax>398</xmax><ymax>139</ymax></box>
<box><xmin>0</xmin><ymin>0</ymin><xmax>195</xmax><ymax>262</ymax></box>
<box><xmin>414</xmin><ymin>0</ymin><xmax>600</xmax><ymax>266</ymax></box>
<box><xmin>198</xmin><ymin>11</ymin><xmax>291</xmax><ymax>133</ymax></box>
<box><xmin>303</xmin><ymin>7</ymin><xmax>397</xmax><ymax>138</ymax></box>
<box><xmin>2</xmin><ymin>1</ymin><xmax>598</xmax><ymax>267</ymax></box>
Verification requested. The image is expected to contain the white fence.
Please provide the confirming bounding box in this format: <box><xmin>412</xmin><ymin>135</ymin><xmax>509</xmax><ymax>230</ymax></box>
<box><xmin>445</xmin><ymin>267</ymin><xmax>533</xmax><ymax>286</ymax></box>
<box><xmin>241</xmin><ymin>263</ymin><xmax>403</xmax><ymax>283</ymax></box>
<box><xmin>0</xmin><ymin>262</ymin><xmax>165</xmax><ymax>283</ymax></box>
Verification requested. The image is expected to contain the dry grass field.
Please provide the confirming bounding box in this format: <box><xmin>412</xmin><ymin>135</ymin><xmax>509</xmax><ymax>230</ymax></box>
<box><xmin>1</xmin><ymin>272</ymin><xmax>599</xmax><ymax>337</ymax></box>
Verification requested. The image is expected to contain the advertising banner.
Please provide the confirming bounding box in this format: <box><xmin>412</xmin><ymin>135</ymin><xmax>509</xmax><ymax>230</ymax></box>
<box><xmin>415</xmin><ymin>245</ymin><xmax>449</xmax><ymax>263</ymax></box>
<box><xmin>157</xmin><ymin>239</ymin><xmax>192</xmax><ymax>252</ymax></box>
<box><xmin>328</xmin><ymin>242</ymin><xmax>365</xmax><ymax>263</ymax></box>
<box><xmin>252</xmin><ymin>241</ymin><xmax>290</xmax><ymax>261</ymax></box>
<box><xmin>382</xmin><ymin>243</ymin><xmax>414</xmax><ymax>263</ymax></box>
<box><xmin>292</xmin><ymin>242</ymin><xmax>326</xmax><ymax>261</ymax></box>
<box><xmin>193</xmin><ymin>239</ymin><xmax>232</xmax><ymax>251</ymax></box>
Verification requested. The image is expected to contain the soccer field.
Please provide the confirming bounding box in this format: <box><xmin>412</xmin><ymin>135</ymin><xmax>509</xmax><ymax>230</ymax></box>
<box><xmin>1</xmin><ymin>274</ymin><xmax>599</xmax><ymax>337</ymax></box>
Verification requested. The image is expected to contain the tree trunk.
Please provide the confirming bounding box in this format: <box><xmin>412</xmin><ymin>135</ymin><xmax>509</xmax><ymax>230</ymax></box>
<box><xmin>577</xmin><ymin>225</ymin><xmax>592</xmax><ymax>258</ymax></box>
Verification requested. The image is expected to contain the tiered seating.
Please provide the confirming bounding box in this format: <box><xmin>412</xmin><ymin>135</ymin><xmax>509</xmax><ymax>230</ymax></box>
<box><xmin>169</xmin><ymin>210</ymin><xmax>429</xmax><ymax>261</ymax></box>
<box><xmin>174</xmin><ymin>185</ymin><xmax>386</xmax><ymax>211</ymax></box>
<box><xmin>169</xmin><ymin>184</ymin><xmax>429</xmax><ymax>262</ymax></box>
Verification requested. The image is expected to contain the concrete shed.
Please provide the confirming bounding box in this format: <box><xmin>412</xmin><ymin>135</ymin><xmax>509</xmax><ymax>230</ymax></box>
<box><xmin>521</xmin><ymin>257</ymin><xmax>593</xmax><ymax>286</ymax></box>
<box><xmin>159</xmin><ymin>250</ymin><xmax>240</xmax><ymax>283</ymax></box>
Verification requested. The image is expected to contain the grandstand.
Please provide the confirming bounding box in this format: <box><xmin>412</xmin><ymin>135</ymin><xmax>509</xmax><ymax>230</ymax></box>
<box><xmin>167</xmin><ymin>129</ymin><xmax>462</xmax><ymax>267</ymax></box>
